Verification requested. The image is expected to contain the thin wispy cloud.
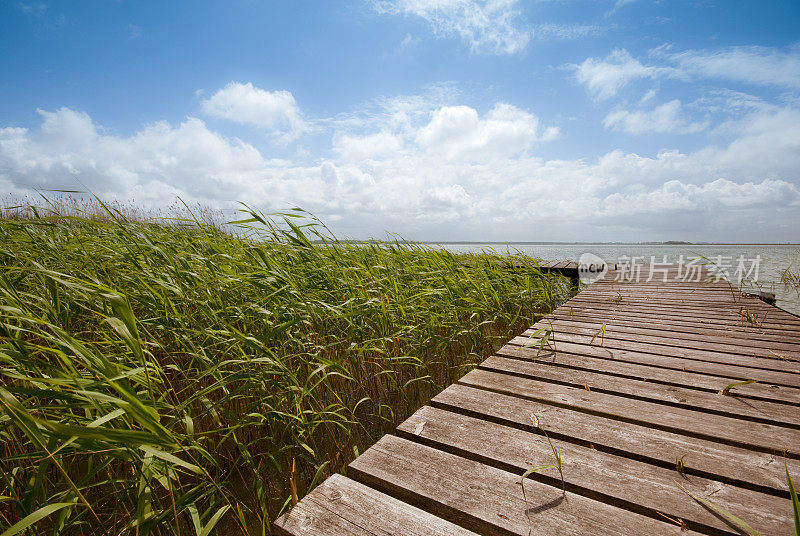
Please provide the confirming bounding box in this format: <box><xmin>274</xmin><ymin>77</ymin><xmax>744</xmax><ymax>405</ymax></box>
<box><xmin>603</xmin><ymin>100</ymin><xmax>709</xmax><ymax>135</ymax></box>
<box><xmin>605</xmin><ymin>0</ymin><xmax>638</xmax><ymax>17</ymax></box>
<box><xmin>665</xmin><ymin>45</ymin><xmax>800</xmax><ymax>90</ymax></box>
<box><xmin>127</xmin><ymin>24</ymin><xmax>143</xmax><ymax>40</ymax></box>
<box><xmin>17</xmin><ymin>1</ymin><xmax>66</xmax><ymax>28</ymax></box>
<box><xmin>372</xmin><ymin>0</ymin><xmax>531</xmax><ymax>55</ymax></box>
<box><xmin>534</xmin><ymin>23</ymin><xmax>602</xmax><ymax>41</ymax></box>
<box><xmin>17</xmin><ymin>2</ymin><xmax>47</xmax><ymax>17</ymax></box>
<box><xmin>572</xmin><ymin>44</ymin><xmax>800</xmax><ymax>103</ymax></box>
<box><xmin>571</xmin><ymin>49</ymin><xmax>684</xmax><ymax>100</ymax></box>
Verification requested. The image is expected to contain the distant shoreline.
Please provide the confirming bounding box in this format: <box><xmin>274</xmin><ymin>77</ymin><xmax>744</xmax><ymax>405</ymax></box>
<box><xmin>328</xmin><ymin>240</ymin><xmax>800</xmax><ymax>246</ymax></box>
<box><xmin>423</xmin><ymin>242</ymin><xmax>800</xmax><ymax>246</ymax></box>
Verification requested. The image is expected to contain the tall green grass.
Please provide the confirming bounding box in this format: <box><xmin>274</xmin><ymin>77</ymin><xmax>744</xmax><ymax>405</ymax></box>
<box><xmin>0</xmin><ymin>201</ymin><xmax>572</xmax><ymax>535</ymax></box>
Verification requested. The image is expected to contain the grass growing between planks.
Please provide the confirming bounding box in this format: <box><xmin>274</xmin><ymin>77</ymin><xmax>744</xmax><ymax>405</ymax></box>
<box><xmin>0</xmin><ymin>201</ymin><xmax>573</xmax><ymax>535</ymax></box>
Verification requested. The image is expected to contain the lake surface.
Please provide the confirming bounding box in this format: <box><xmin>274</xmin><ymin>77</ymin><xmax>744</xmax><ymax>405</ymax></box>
<box><xmin>429</xmin><ymin>243</ymin><xmax>800</xmax><ymax>316</ymax></box>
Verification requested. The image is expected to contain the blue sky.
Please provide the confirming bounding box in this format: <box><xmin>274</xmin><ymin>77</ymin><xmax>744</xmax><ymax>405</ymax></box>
<box><xmin>1</xmin><ymin>1</ymin><xmax>799</xmax><ymax>241</ymax></box>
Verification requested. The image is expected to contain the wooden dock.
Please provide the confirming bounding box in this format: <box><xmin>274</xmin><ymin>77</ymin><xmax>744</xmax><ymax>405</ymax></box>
<box><xmin>275</xmin><ymin>265</ymin><xmax>800</xmax><ymax>536</ymax></box>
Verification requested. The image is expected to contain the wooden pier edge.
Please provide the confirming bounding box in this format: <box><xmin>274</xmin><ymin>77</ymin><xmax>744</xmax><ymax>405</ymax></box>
<box><xmin>275</xmin><ymin>264</ymin><xmax>800</xmax><ymax>536</ymax></box>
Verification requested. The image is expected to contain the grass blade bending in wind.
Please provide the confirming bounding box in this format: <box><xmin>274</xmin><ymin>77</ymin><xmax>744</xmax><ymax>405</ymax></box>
<box><xmin>788</xmin><ymin>463</ymin><xmax>800</xmax><ymax>535</ymax></box>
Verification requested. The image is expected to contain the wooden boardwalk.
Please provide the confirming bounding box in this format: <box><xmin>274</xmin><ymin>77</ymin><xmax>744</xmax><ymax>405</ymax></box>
<box><xmin>275</xmin><ymin>265</ymin><xmax>800</xmax><ymax>536</ymax></box>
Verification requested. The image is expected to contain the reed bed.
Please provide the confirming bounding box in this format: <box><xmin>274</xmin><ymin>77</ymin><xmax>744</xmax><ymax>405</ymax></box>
<box><xmin>0</xmin><ymin>201</ymin><xmax>572</xmax><ymax>535</ymax></box>
<box><xmin>782</xmin><ymin>253</ymin><xmax>800</xmax><ymax>293</ymax></box>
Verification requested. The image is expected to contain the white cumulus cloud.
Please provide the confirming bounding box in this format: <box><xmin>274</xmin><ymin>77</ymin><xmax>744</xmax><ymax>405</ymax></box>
<box><xmin>415</xmin><ymin>103</ymin><xmax>557</xmax><ymax>160</ymax></box>
<box><xmin>333</xmin><ymin>131</ymin><xmax>404</xmax><ymax>161</ymax></box>
<box><xmin>2</xmin><ymin>97</ymin><xmax>799</xmax><ymax>241</ymax></box>
<box><xmin>0</xmin><ymin>107</ymin><xmax>269</xmax><ymax>203</ymax></box>
<box><xmin>201</xmin><ymin>82</ymin><xmax>307</xmax><ymax>141</ymax></box>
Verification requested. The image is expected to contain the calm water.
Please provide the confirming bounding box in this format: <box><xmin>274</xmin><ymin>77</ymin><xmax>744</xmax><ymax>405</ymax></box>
<box><xmin>430</xmin><ymin>243</ymin><xmax>800</xmax><ymax>316</ymax></box>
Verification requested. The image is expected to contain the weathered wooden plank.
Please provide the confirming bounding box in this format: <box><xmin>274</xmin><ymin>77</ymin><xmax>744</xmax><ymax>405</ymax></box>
<box><xmin>592</xmin><ymin>284</ymin><xmax>770</xmax><ymax>302</ymax></box>
<box><xmin>567</xmin><ymin>290</ymin><xmax>797</xmax><ymax>309</ymax></box>
<box><xmin>274</xmin><ymin>474</ymin><xmax>480</xmax><ymax>536</ymax></box>
<box><xmin>546</xmin><ymin>311</ymin><xmax>800</xmax><ymax>344</ymax></box>
<box><xmin>457</xmin><ymin>368</ymin><xmax>800</xmax><ymax>456</ymax></box>
<box><xmin>348</xmin><ymin>435</ymin><xmax>699</xmax><ymax>536</ymax></box>
<box><xmin>570</xmin><ymin>290</ymin><xmax>770</xmax><ymax>310</ymax></box>
<box><xmin>564</xmin><ymin>298</ymin><xmax>800</xmax><ymax>326</ymax></box>
<box><xmin>478</xmin><ymin>354</ymin><xmax>800</xmax><ymax>427</ymax></box>
<box><xmin>398</xmin><ymin>406</ymin><xmax>793</xmax><ymax>535</ymax></box>
<box><xmin>536</xmin><ymin>260</ymin><xmax>579</xmax><ymax>271</ymax></box>
<box><xmin>524</xmin><ymin>321</ymin><xmax>800</xmax><ymax>359</ymax></box>
<box><xmin>550</xmin><ymin>305</ymin><xmax>800</xmax><ymax>337</ymax></box>
<box><xmin>583</xmin><ymin>283</ymin><xmax>760</xmax><ymax>293</ymax></box>
<box><xmin>520</xmin><ymin>327</ymin><xmax>800</xmax><ymax>370</ymax></box>
<box><xmin>537</xmin><ymin>317</ymin><xmax>800</xmax><ymax>355</ymax></box>
<box><xmin>556</xmin><ymin>298</ymin><xmax>800</xmax><ymax>326</ymax></box>
<box><xmin>542</xmin><ymin>316</ymin><xmax>800</xmax><ymax>346</ymax></box>
<box><xmin>431</xmin><ymin>383</ymin><xmax>797</xmax><ymax>494</ymax></box>
<box><xmin>592</xmin><ymin>281</ymin><xmax>732</xmax><ymax>289</ymax></box>
<box><xmin>495</xmin><ymin>343</ymin><xmax>800</xmax><ymax>405</ymax></box>
<box><xmin>570</xmin><ymin>299</ymin><xmax>796</xmax><ymax>319</ymax></box>
<box><xmin>507</xmin><ymin>335</ymin><xmax>800</xmax><ymax>388</ymax></box>
<box><xmin>572</xmin><ymin>286</ymin><xmax>789</xmax><ymax>304</ymax></box>
<box><xmin>591</xmin><ymin>278</ymin><xmax>754</xmax><ymax>288</ymax></box>
<box><xmin>590</xmin><ymin>282</ymin><xmax>738</xmax><ymax>291</ymax></box>
<box><xmin>565</xmin><ymin>297</ymin><xmax>798</xmax><ymax>319</ymax></box>
<box><xmin>579</xmin><ymin>293</ymin><xmax>767</xmax><ymax>303</ymax></box>
<box><xmin>558</xmin><ymin>310</ymin><xmax>799</xmax><ymax>332</ymax></box>
<box><xmin>578</xmin><ymin>291</ymin><xmax>772</xmax><ymax>304</ymax></box>
<box><xmin>513</xmin><ymin>332</ymin><xmax>800</xmax><ymax>375</ymax></box>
